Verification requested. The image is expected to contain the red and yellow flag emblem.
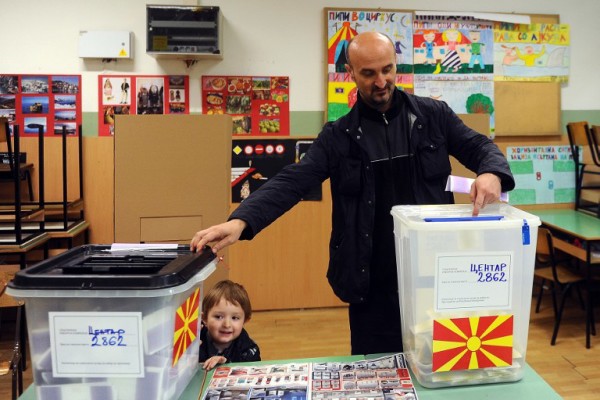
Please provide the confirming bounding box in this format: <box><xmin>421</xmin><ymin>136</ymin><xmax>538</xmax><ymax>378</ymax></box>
<box><xmin>172</xmin><ymin>288</ymin><xmax>200</xmax><ymax>366</ymax></box>
<box><xmin>432</xmin><ymin>315</ymin><xmax>513</xmax><ymax>372</ymax></box>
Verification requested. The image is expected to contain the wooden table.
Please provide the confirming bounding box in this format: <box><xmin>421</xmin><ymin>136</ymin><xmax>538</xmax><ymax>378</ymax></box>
<box><xmin>528</xmin><ymin>209</ymin><xmax>600</xmax><ymax>348</ymax></box>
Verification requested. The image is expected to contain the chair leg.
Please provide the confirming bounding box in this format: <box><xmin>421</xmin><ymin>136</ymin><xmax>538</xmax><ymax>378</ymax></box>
<box><xmin>25</xmin><ymin>170</ymin><xmax>33</xmax><ymax>202</ymax></box>
<box><xmin>591</xmin><ymin>291</ymin><xmax>597</xmax><ymax>336</ymax></box>
<box><xmin>550</xmin><ymin>281</ymin><xmax>558</xmax><ymax>317</ymax></box>
<box><xmin>10</xmin><ymin>305</ymin><xmax>24</xmax><ymax>400</ymax></box>
<box><xmin>535</xmin><ymin>278</ymin><xmax>545</xmax><ymax>313</ymax></box>
<box><xmin>575</xmin><ymin>284</ymin><xmax>585</xmax><ymax>311</ymax></box>
<box><xmin>551</xmin><ymin>284</ymin><xmax>572</xmax><ymax>345</ymax></box>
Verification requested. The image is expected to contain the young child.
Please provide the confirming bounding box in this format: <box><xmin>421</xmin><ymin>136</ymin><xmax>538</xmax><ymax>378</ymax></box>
<box><xmin>199</xmin><ymin>280</ymin><xmax>261</xmax><ymax>370</ymax></box>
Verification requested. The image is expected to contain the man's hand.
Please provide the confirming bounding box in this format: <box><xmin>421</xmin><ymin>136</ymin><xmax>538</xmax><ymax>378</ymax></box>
<box><xmin>202</xmin><ymin>355</ymin><xmax>227</xmax><ymax>370</ymax></box>
<box><xmin>470</xmin><ymin>173</ymin><xmax>502</xmax><ymax>216</ymax></box>
<box><xmin>190</xmin><ymin>219</ymin><xmax>247</xmax><ymax>253</ymax></box>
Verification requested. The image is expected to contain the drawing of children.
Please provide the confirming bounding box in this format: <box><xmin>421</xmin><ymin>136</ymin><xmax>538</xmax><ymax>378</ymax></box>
<box><xmin>421</xmin><ymin>30</ymin><xmax>437</xmax><ymax>65</ymax></box>
<box><xmin>516</xmin><ymin>45</ymin><xmax>546</xmax><ymax>67</ymax></box>
<box><xmin>467</xmin><ymin>30</ymin><xmax>485</xmax><ymax>70</ymax></box>
<box><xmin>440</xmin><ymin>29</ymin><xmax>462</xmax><ymax>72</ymax></box>
<box><xmin>500</xmin><ymin>45</ymin><xmax>518</xmax><ymax>65</ymax></box>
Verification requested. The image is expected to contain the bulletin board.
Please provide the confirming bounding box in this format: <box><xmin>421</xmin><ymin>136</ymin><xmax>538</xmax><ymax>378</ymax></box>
<box><xmin>325</xmin><ymin>9</ymin><xmax>562</xmax><ymax>137</ymax></box>
<box><xmin>494</xmin><ymin>14</ymin><xmax>561</xmax><ymax>136</ymax></box>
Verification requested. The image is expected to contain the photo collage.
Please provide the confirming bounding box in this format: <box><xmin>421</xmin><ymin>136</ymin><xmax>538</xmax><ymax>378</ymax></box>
<box><xmin>98</xmin><ymin>74</ymin><xmax>189</xmax><ymax>136</ymax></box>
<box><xmin>0</xmin><ymin>74</ymin><xmax>81</xmax><ymax>137</ymax></box>
<box><xmin>202</xmin><ymin>75</ymin><xmax>290</xmax><ymax>136</ymax></box>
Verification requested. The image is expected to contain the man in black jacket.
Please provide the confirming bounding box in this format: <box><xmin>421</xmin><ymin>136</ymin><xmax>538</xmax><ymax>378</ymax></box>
<box><xmin>191</xmin><ymin>31</ymin><xmax>515</xmax><ymax>355</ymax></box>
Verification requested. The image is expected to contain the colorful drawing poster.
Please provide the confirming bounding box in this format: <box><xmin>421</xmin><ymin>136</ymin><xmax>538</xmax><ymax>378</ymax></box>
<box><xmin>507</xmin><ymin>146</ymin><xmax>575</xmax><ymax>205</ymax></box>
<box><xmin>98</xmin><ymin>75</ymin><xmax>189</xmax><ymax>136</ymax></box>
<box><xmin>231</xmin><ymin>138</ymin><xmax>320</xmax><ymax>203</ymax></box>
<box><xmin>413</xmin><ymin>79</ymin><xmax>495</xmax><ymax>133</ymax></box>
<box><xmin>0</xmin><ymin>74</ymin><xmax>82</xmax><ymax>137</ymax></box>
<box><xmin>413</xmin><ymin>16</ymin><xmax>494</xmax><ymax>77</ymax></box>
<box><xmin>326</xmin><ymin>9</ymin><xmax>414</xmax><ymax>122</ymax></box>
<box><xmin>493</xmin><ymin>23</ymin><xmax>570</xmax><ymax>81</ymax></box>
<box><xmin>201</xmin><ymin>76</ymin><xmax>290</xmax><ymax>137</ymax></box>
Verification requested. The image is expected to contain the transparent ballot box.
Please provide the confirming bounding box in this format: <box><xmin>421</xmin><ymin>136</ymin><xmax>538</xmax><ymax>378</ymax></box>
<box><xmin>391</xmin><ymin>204</ymin><xmax>540</xmax><ymax>388</ymax></box>
<box><xmin>7</xmin><ymin>244</ymin><xmax>217</xmax><ymax>400</ymax></box>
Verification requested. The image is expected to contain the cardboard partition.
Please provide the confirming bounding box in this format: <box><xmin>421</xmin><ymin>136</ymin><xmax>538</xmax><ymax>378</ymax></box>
<box><xmin>114</xmin><ymin>114</ymin><xmax>232</xmax><ymax>285</ymax></box>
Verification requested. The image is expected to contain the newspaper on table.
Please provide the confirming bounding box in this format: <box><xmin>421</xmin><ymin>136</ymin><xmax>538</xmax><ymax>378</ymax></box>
<box><xmin>202</xmin><ymin>353</ymin><xmax>418</xmax><ymax>400</ymax></box>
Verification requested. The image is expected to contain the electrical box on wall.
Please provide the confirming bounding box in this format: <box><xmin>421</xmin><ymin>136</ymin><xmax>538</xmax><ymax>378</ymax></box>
<box><xmin>78</xmin><ymin>30</ymin><xmax>133</xmax><ymax>59</ymax></box>
<box><xmin>146</xmin><ymin>5</ymin><xmax>222</xmax><ymax>60</ymax></box>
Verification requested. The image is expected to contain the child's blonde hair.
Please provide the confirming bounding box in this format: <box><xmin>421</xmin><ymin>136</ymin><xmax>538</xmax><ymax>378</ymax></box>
<box><xmin>202</xmin><ymin>280</ymin><xmax>252</xmax><ymax>321</ymax></box>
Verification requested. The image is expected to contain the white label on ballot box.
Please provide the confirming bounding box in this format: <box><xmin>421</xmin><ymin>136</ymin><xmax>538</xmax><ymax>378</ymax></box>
<box><xmin>49</xmin><ymin>312</ymin><xmax>144</xmax><ymax>377</ymax></box>
<box><xmin>434</xmin><ymin>252</ymin><xmax>513</xmax><ymax>311</ymax></box>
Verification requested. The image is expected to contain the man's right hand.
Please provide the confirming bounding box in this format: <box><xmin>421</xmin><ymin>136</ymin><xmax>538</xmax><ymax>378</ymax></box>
<box><xmin>190</xmin><ymin>219</ymin><xmax>247</xmax><ymax>254</ymax></box>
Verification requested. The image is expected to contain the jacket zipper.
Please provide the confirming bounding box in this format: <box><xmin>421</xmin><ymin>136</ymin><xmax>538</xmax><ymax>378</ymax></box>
<box><xmin>382</xmin><ymin>113</ymin><xmax>398</xmax><ymax>205</ymax></box>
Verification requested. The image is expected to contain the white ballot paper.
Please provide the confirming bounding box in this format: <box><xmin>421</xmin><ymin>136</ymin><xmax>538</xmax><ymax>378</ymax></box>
<box><xmin>445</xmin><ymin>175</ymin><xmax>509</xmax><ymax>202</ymax></box>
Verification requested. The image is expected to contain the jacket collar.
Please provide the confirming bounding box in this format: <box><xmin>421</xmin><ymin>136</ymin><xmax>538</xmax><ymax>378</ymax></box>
<box><xmin>356</xmin><ymin>88</ymin><xmax>403</xmax><ymax>121</ymax></box>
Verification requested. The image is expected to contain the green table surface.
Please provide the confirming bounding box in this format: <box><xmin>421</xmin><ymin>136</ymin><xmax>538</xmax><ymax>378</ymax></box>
<box><xmin>19</xmin><ymin>355</ymin><xmax>561</xmax><ymax>400</ymax></box>
<box><xmin>528</xmin><ymin>209</ymin><xmax>600</xmax><ymax>240</ymax></box>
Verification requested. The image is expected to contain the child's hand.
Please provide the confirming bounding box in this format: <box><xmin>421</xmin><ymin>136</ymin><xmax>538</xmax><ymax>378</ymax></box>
<box><xmin>202</xmin><ymin>355</ymin><xmax>227</xmax><ymax>370</ymax></box>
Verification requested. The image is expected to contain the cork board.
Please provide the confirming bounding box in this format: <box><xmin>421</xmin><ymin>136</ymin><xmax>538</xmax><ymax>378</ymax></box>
<box><xmin>494</xmin><ymin>13</ymin><xmax>561</xmax><ymax>137</ymax></box>
<box><xmin>494</xmin><ymin>79</ymin><xmax>561</xmax><ymax>137</ymax></box>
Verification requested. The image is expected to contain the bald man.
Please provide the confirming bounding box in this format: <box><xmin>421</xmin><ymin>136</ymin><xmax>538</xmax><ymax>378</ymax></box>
<box><xmin>191</xmin><ymin>31</ymin><xmax>514</xmax><ymax>355</ymax></box>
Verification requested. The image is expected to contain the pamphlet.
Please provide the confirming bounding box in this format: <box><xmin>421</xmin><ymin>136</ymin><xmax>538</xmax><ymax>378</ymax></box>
<box><xmin>201</xmin><ymin>353</ymin><xmax>418</xmax><ymax>400</ymax></box>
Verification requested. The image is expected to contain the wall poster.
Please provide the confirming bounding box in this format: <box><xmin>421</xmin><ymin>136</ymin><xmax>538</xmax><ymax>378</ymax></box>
<box><xmin>324</xmin><ymin>9</ymin><xmax>570</xmax><ymax>138</ymax></box>
<box><xmin>98</xmin><ymin>75</ymin><xmax>189</xmax><ymax>136</ymax></box>
<box><xmin>493</xmin><ymin>23</ymin><xmax>570</xmax><ymax>82</ymax></box>
<box><xmin>0</xmin><ymin>74</ymin><xmax>82</xmax><ymax>137</ymax></box>
<box><xmin>507</xmin><ymin>145</ymin><xmax>575</xmax><ymax>205</ymax></box>
<box><xmin>201</xmin><ymin>76</ymin><xmax>290</xmax><ymax>137</ymax></box>
<box><xmin>231</xmin><ymin>138</ymin><xmax>321</xmax><ymax>203</ymax></box>
<box><xmin>326</xmin><ymin>9</ymin><xmax>414</xmax><ymax>122</ymax></box>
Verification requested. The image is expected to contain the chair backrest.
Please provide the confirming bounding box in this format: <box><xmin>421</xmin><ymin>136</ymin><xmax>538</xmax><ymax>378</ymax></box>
<box><xmin>567</xmin><ymin>121</ymin><xmax>599</xmax><ymax>166</ymax></box>
<box><xmin>536</xmin><ymin>226</ymin><xmax>552</xmax><ymax>258</ymax></box>
<box><xmin>536</xmin><ymin>227</ymin><xmax>567</xmax><ymax>284</ymax></box>
<box><xmin>590</xmin><ymin>125</ymin><xmax>600</xmax><ymax>165</ymax></box>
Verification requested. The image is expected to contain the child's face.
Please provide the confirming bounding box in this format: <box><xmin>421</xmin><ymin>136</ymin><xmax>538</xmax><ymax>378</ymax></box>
<box><xmin>204</xmin><ymin>298</ymin><xmax>246</xmax><ymax>350</ymax></box>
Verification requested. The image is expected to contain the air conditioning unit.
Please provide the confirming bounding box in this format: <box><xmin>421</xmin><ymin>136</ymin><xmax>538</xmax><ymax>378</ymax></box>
<box><xmin>78</xmin><ymin>30</ymin><xmax>133</xmax><ymax>59</ymax></box>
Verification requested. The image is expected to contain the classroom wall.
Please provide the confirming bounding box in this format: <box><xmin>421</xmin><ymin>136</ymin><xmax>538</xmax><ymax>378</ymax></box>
<box><xmin>2</xmin><ymin>0</ymin><xmax>600</xmax><ymax>132</ymax></box>
<box><xmin>3</xmin><ymin>0</ymin><xmax>596</xmax><ymax>310</ymax></box>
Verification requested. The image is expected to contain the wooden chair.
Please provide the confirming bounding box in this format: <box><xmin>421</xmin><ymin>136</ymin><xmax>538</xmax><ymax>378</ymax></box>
<box><xmin>0</xmin><ymin>265</ymin><xmax>24</xmax><ymax>400</ymax></box>
<box><xmin>566</xmin><ymin>121</ymin><xmax>600</xmax><ymax>217</ymax></box>
<box><xmin>590</xmin><ymin>125</ymin><xmax>600</xmax><ymax>167</ymax></box>
<box><xmin>0</xmin><ymin>118</ymin><xmax>34</xmax><ymax>202</ymax></box>
<box><xmin>533</xmin><ymin>227</ymin><xmax>591</xmax><ymax>345</ymax></box>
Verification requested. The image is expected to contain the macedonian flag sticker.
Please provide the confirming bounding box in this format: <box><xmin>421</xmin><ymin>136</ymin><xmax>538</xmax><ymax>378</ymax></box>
<box><xmin>172</xmin><ymin>288</ymin><xmax>200</xmax><ymax>366</ymax></box>
<box><xmin>432</xmin><ymin>314</ymin><xmax>513</xmax><ymax>372</ymax></box>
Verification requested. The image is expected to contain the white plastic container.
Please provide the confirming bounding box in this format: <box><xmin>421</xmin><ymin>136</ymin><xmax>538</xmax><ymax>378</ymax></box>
<box><xmin>7</xmin><ymin>245</ymin><xmax>216</xmax><ymax>400</ymax></box>
<box><xmin>391</xmin><ymin>204</ymin><xmax>540</xmax><ymax>388</ymax></box>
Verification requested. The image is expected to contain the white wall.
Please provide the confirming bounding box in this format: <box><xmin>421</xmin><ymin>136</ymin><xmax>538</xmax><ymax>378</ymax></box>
<box><xmin>2</xmin><ymin>0</ymin><xmax>599</xmax><ymax>113</ymax></box>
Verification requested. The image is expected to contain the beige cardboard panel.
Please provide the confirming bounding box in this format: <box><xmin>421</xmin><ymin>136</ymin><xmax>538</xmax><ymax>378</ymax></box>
<box><xmin>114</xmin><ymin>114</ymin><xmax>232</xmax><ymax>287</ymax></box>
<box><xmin>140</xmin><ymin>215</ymin><xmax>203</xmax><ymax>242</ymax></box>
<box><xmin>114</xmin><ymin>114</ymin><xmax>232</xmax><ymax>244</ymax></box>
<box><xmin>494</xmin><ymin>81</ymin><xmax>561</xmax><ymax>136</ymax></box>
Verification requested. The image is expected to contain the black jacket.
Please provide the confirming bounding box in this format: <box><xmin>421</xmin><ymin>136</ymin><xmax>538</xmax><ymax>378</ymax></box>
<box><xmin>199</xmin><ymin>326</ymin><xmax>261</xmax><ymax>363</ymax></box>
<box><xmin>230</xmin><ymin>89</ymin><xmax>515</xmax><ymax>303</ymax></box>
